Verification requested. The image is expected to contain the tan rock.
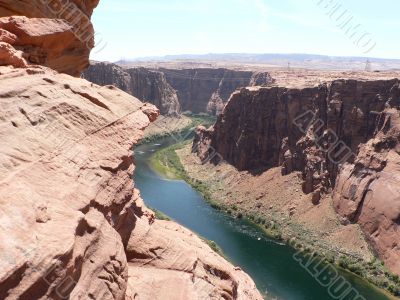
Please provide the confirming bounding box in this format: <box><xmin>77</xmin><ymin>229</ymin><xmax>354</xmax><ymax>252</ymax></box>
<box><xmin>0</xmin><ymin>27</ymin><xmax>16</xmax><ymax>43</ymax></box>
<box><xmin>125</xmin><ymin>216</ymin><xmax>263</xmax><ymax>300</ymax></box>
<box><xmin>0</xmin><ymin>0</ymin><xmax>99</xmax><ymax>75</ymax></box>
<box><xmin>0</xmin><ymin>65</ymin><xmax>157</xmax><ymax>299</ymax></box>
<box><xmin>0</xmin><ymin>16</ymin><xmax>91</xmax><ymax>75</ymax></box>
<box><xmin>0</xmin><ymin>41</ymin><xmax>27</xmax><ymax>67</ymax></box>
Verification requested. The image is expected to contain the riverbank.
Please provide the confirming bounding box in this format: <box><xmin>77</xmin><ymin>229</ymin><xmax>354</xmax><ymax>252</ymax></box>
<box><xmin>133</xmin><ymin>137</ymin><xmax>266</xmax><ymax>299</ymax></box>
<box><xmin>149</xmin><ymin>140</ymin><xmax>400</xmax><ymax>298</ymax></box>
<box><xmin>140</xmin><ymin>113</ymin><xmax>216</xmax><ymax>144</ymax></box>
<box><xmin>149</xmin><ymin>204</ymin><xmax>225</xmax><ymax>258</ymax></box>
<box><xmin>149</xmin><ymin>140</ymin><xmax>221</xmax><ymax>210</ymax></box>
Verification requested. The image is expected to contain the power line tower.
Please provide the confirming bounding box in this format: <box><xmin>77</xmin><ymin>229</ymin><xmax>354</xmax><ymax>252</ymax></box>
<box><xmin>365</xmin><ymin>59</ymin><xmax>372</xmax><ymax>72</ymax></box>
<box><xmin>287</xmin><ymin>62</ymin><xmax>291</xmax><ymax>72</ymax></box>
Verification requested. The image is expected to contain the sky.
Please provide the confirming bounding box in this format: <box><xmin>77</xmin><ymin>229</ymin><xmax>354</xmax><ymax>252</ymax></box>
<box><xmin>90</xmin><ymin>0</ymin><xmax>400</xmax><ymax>62</ymax></box>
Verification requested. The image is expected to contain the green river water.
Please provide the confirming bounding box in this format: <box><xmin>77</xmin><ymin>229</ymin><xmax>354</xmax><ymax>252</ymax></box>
<box><xmin>134</xmin><ymin>136</ymin><xmax>394</xmax><ymax>300</ymax></box>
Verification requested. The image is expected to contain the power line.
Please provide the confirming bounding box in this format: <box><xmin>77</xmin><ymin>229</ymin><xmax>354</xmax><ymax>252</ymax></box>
<box><xmin>365</xmin><ymin>59</ymin><xmax>372</xmax><ymax>72</ymax></box>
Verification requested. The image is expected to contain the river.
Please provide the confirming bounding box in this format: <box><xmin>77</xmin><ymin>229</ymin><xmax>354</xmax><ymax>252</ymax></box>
<box><xmin>134</xmin><ymin>136</ymin><xmax>393</xmax><ymax>300</ymax></box>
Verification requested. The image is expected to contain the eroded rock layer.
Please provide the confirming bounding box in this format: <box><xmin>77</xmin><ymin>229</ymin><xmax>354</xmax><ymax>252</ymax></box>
<box><xmin>334</xmin><ymin>108</ymin><xmax>400</xmax><ymax>275</ymax></box>
<box><xmin>83</xmin><ymin>62</ymin><xmax>275</xmax><ymax>115</ymax></box>
<box><xmin>123</xmin><ymin>196</ymin><xmax>262</xmax><ymax>300</ymax></box>
<box><xmin>0</xmin><ymin>0</ymin><xmax>98</xmax><ymax>75</ymax></box>
<box><xmin>0</xmin><ymin>65</ymin><xmax>157</xmax><ymax>299</ymax></box>
<box><xmin>194</xmin><ymin>79</ymin><xmax>400</xmax><ymax>275</ymax></box>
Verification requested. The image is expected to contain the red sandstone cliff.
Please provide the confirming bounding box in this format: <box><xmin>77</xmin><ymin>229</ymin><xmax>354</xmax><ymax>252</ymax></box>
<box><xmin>0</xmin><ymin>1</ymin><xmax>263</xmax><ymax>299</ymax></box>
<box><xmin>194</xmin><ymin>79</ymin><xmax>400</xmax><ymax>275</ymax></box>
<box><xmin>334</xmin><ymin>108</ymin><xmax>400</xmax><ymax>275</ymax></box>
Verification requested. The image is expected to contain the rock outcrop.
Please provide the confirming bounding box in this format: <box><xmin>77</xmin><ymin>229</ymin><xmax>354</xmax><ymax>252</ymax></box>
<box><xmin>123</xmin><ymin>196</ymin><xmax>261</xmax><ymax>300</ymax></box>
<box><xmin>0</xmin><ymin>0</ymin><xmax>98</xmax><ymax>75</ymax></box>
<box><xmin>83</xmin><ymin>62</ymin><xmax>275</xmax><ymax>115</ymax></box>
<box><xmin>334</xmin><ymin>107</ymin><xmax>400</xmax><ymax>275</ymax></box>
<box><xmin>0</xmin><ymin>65</ymin><xmax>158</xmax><ymax>299</ymax></box>
<box><xmin>0</xmin><ymin>1</ymin><xmax>263</xmax><ymax>299</ymax></box>
<box><xmin>194</xmin><ymin>79</ymin><xmax>400</xmax><ymax>275</ymax></box>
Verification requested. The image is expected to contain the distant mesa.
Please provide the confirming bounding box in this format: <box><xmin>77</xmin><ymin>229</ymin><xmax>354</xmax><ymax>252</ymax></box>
<box><xmin>116</xmin><ymin>53</ymin><xmax>400</xmax><ymax>71</ymax></box>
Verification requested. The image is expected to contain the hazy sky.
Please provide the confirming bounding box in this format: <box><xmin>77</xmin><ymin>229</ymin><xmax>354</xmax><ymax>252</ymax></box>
<box><xmin>91</xmin><ymin>0</ymin><xmax>399</xmax><ymax>62</ymax></box>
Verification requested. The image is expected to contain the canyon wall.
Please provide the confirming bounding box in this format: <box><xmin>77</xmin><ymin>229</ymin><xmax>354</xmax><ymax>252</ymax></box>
<box><xmin>194</xmin><ymin>80</ymin><xmax>400</xmax><ymax>275</ymax></box>
<box><xmin>83</xmin><ymin>62</ymin><xmax>180</xmax><ymax>115</ymax></box>
<box><xmin>159</xmin><ymin>68</ymin><xmax>274</xmax><ymax>114</ymax></box>
<box><xmin>0</xmin><ymin>1</ymin><xmax>263</xmax><ymax>300</ymax></box>
<box><xmin>333</xmin><ymin>107</ymin><xmax>400</xmax><ymax>276</ymax></box>
<box><xmin>83</xmin><ymin>62</ymin><xmax>275</xmax><ymax>115</ymax></box>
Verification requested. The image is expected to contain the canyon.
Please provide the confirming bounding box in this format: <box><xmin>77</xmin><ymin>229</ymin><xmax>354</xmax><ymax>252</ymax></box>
<box><xmin>83</xmin><ymin>61</ymin><xmax>274</xmax><ymax>115</ymax></box>
<box><xmin>2</xmin><ymin>0</ymin><xmax>400</xmax><ymax>299</ymax></box>
<box><xmin>193</xmin><ymin>76</ymin><xmax>400</xmax><ymax>278</ymax></box>
<box><xmin>0</xmin><ymin>1</ymin><xmax>263</xmax><ymax>300</ymax></box>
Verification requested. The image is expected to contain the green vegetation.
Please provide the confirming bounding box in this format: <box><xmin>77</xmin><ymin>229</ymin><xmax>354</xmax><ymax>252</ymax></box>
<box><xmin>150</xmin><ymin>141</ymin><xmax>189</xmax><ymax>179</ymax></box>
<box><xmin>149</xmin><ymin>206</ymin><xmax>172</xmax><ymax>221</ymax></box>
<box><xmin>203</xmin><ymin>238</ymin><xmax>225</xmax><ymax>257</ymax></box>
<box><xmin>149</xmin><ymin>140</ymin><xmax>223</xmax><ymax>210</ymax></box>
<box><xmin>147</xmin><ymin>125</ymin><xmax>400</xmax><ymax>298</ymax></box>
<box><xmin>286</xmin><ymin>243</ymin><xmax>400</xmax><ymax>297</ymax></box>
<box><xmin>139</xmin><ymin>113</ymin><xmax>216</xmax><ymax>145</ymax></box>
<box><xmin>298</xmin><ymin>252</ymin><xmax>400</xmax><ymax>298</ymax></box>
<box><xmin>186</xmin><ymin>113</ymin><xmax>217</xmax><ymax>128</ymax></box>
<box><xmin>225</xmin><ymin>198</ymin><xmax>400</xmax><ymax>297</ymax></box>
